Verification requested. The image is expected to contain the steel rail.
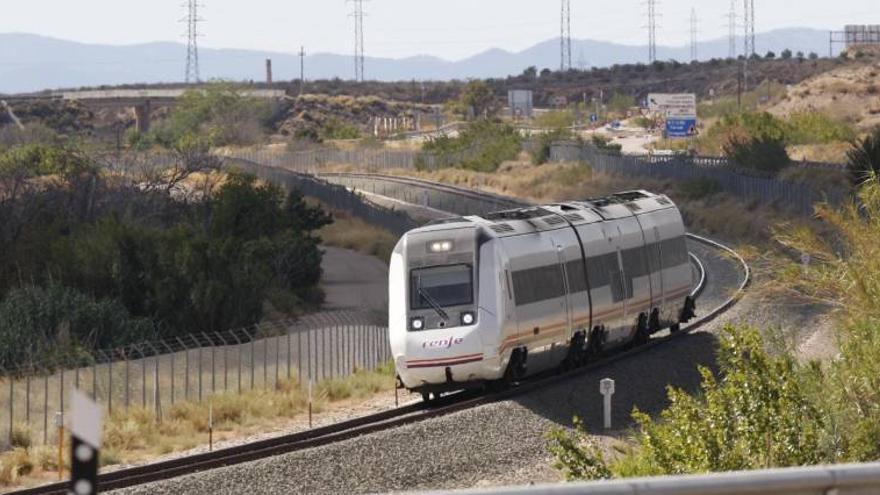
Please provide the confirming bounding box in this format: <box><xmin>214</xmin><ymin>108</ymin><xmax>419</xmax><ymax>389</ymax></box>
<box><xmin>11</xmin><ymin>177</ymin><xmax>748</xmax><ymax>495</ymax></box>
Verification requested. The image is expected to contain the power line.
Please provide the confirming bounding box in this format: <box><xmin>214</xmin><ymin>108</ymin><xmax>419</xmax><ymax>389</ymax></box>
<box><xmin>646</xmin><ymin>0</ymin><xmax>658</xmax><ymax>63</ymax></box>
<box><xmin>690</xmin><ymin>7</ymin><xmax>698</xmax><ymax>61</ymax></box>
<box><xmin>182</xmin><ymin>0</ymin><xmax>203</xmax><ymax>84</ymax></box>
<box><xmin>348</xmin><ymin>0</ymin><xmax>367</xmax><ymax>82</ymax></box>
<box><xmin>727</xmin><ymin>0</ymin><xmax>737</xmax><ymax>59</ymax></box>
<box><xmin>560</xmin><ymin>0</ymin><xmax>572</xmax><ymax>71</ymax></box>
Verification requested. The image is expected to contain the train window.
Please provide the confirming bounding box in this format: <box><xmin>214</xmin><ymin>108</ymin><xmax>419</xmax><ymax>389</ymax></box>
<box><xmin>565</xmin><ymin>259</ymin><xmax>588</xmax><ymax>293</ymax></box>
<box><xmin>622</xmin><ymin>246</ymin><xmax>649</xmax><ymax>278</ymax></box>
<box><xmin>586</xmin><ymin>253</ymin><xmax>617</xmax><ymax>288</ymax></box>
<box><xmin>410</xmin><ymin>264</ymin><xmax>473</xmax><ymax>310</ymax></box>
<box><xmin>511</xmin><ymin>263</ymin><xmax>565</xmax><ymax>306</ymax></box>
<box><xmin>660</xmin><ymin>237</ymin><xmax>689</xmax><ymax>267</ymax></box>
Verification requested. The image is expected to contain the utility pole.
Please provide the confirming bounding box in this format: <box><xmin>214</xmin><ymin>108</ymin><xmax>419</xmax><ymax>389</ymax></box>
<box><xmin>690</xmin><ymin>8</ymin><xmax>698</xmax><ymax>61</ymax></box>
<box><xmin>646</xmin><ymin>0</ymin><xmax>658</xmax><ymax>63</ymax></box>
<box><xmin>348</xmin><ymin>0</ymin><xmax>366</xmax><ymax>82</ymax></box>
<box><xmin>560</xmin><ymin>0</ymin><xmax>572</xmax><ymax>71</ymax></box>
<box><xmin>742</xmin><ymin>0</ymin><xmax>755</xmax><ymax>91</ymax></box>
<box><xmin>183</xmin><ymin>0</ymin><xmax>203</xmax><ymax>83</ymax></box>
<box><xmin>299</xmin><ymin>46</ymin><xmax>306</xmax><ymax>96</ymax></box>
<box><xmin>727</xmin><ymin>0</ymin><xmax>737</xmax><ymax>59</ymax></box>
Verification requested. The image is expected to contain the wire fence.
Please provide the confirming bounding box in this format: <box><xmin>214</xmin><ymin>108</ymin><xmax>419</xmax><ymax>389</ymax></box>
<box><xmin>550</xmin><ymin>141</ymin><xmax>849</xmax><ymax>217</ymax></box>
<box><xmin>0</xmin><ymin>310</ymin><xmax>390</xmax><ymax>450</ymax></box>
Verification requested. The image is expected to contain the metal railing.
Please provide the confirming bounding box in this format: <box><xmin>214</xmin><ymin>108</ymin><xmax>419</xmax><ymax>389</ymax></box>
<box><xmin>1</xmin><ymin>310</ymin><xmax>389</xmax><ymax>450</ymax></box>
<box><xmin>424</xmin><ymin>462</ymin><xmax>880</xmax><ymax>495</ymax></box>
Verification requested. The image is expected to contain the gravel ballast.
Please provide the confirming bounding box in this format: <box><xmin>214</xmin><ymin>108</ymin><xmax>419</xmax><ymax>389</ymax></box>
<box><xmin>114</xmin><ymin>239</ymin><xmax>801</xmax><ymax>495</ymax></box>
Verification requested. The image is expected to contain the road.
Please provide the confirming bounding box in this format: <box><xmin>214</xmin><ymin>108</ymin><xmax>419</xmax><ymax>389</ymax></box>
<box><xmin>321</xmin><ymin>246</ymin><xmax>389</xmax><ymax>312</ymax></box>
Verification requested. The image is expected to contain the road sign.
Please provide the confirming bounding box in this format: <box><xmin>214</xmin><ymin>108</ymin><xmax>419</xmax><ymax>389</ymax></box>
<box><xmin>648</xmin><ymin>93</ymin><xmax>697</xmax><ymax>118</ymax></box>
<box><xmin>666</xmin><ymin>118</ymin><xmax>698</xmax><ymax>138</ymax></box>
<box><xmin>70</xmin><ymin>391</ymin><xmax>102</xmax><ymax>495</ymax></box>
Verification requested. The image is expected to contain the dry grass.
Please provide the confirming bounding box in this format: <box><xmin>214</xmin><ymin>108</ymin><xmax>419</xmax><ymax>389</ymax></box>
<box><xmin>394</xmin><ymin>161</ymin><xmax>804</xmax><ymax>246</ymax></box>
<box><xmin>0</xmin><ymin>364</ymin><xmax>395</xmax><ymax>491</ymax></box>
<box><xmin>318</xmin><ymin>207</ymin><xmax>398</xmax><ymax>263</ymax></box>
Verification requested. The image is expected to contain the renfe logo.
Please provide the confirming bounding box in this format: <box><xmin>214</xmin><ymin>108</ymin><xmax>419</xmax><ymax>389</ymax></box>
<box><xmin>422</xmin><ymin>337</ymin><xmax>464</xmax><ymax>349</ymax></box>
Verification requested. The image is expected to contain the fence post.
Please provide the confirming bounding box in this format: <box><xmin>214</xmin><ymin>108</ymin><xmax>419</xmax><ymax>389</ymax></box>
<box><xmin>124</xmin><ymin>350</ymin><xmax>130</xmax><ymax>409</ymax></box>
<box><xmin>140</xmin><ymin>346</ymin><xmax>147</xmax><ymax>408</ymax></box>
<box><xmin>198</xmin><ymin>337</ymin><xmax>203</xmax><ymax>402</ymax></box>
<box><xmin>26</xmin><ymin>370</ymin><xmax>31</xmax><ymax>428</ymax></box>
<box><xmin>168</xmin><ymin>342</ymin><xmax>175</xmax><ymax>405</ymax></box>
<box><xmin>263</xmin><ymin>336</ymin><xmax>268</xmax><ymax>388</ymax></box>
<box><xmin>287</xmin><ymin>330</ymin><xmax>292</xmax><ymax>381</ymax></box>
<box><xmin>275</xmin><ymin>334</ymin><xmax>280</xmax><ymax>388</ymax></box>
<box><xmin>107</xmin><ymin>357</ymin><xmax>113</xmax><ymax>415</ymax></box>
<box><xmin>7</xmin><ymin>370</ymin><xmax>12</xmax><ymax>448</ymax></box>
<box><xmin>43</xmin><ymin>369</ymin><xmax>49</xmax><ymax>444</ymax></box>
<box><xmin>298</xmin><ymin>330</ymin><xmax>303</xmax><ymax>383</ymax></box>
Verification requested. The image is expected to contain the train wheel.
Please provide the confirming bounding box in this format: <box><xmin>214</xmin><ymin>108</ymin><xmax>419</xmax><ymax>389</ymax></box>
<box><xmin>421</xmin><ymin>392</ymin><xmax>432</xmax><ymax>403</ymax></box>
<box><xmin>670</xmin><ymin>323</ymin><xmax>681</xmax><ymax>333</ymax></box>
<box><xmin>563</xmin><ymin>332</ymin><xmax>586</xmax><ymax>370</ymax></box>
<box><xmin>587</xmin><ymin>327</ymin><xmax>605</xmax><ymax>357</ymax></box>
<box><xmin>633</xmin><ymin>313</ymin><xmax>650</xmax><ymax>346</ymax></box>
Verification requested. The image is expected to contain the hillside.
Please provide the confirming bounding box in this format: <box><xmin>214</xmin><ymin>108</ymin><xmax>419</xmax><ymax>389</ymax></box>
<box><xmin>0</xmin><ymin>28</ymin><xmax>835</xmax><ymax>93</ymax></box>
<box><xmin>769</xmin><ymin>61</ymin><xmax>880</xmax><ymax>131</ymax></box>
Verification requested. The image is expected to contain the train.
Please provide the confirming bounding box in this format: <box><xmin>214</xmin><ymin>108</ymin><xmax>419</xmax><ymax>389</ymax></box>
<box><xmin>388</xmin><ymin>190</ymin><xmax>696</xmax><ymax>400</ymax></box>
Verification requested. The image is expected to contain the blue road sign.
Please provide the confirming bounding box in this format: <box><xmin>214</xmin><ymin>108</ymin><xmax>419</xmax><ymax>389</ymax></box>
<box><xmin>666</xmin><ymin>118</ymin><xmax>698</xmax><ymax>138</ymax></box>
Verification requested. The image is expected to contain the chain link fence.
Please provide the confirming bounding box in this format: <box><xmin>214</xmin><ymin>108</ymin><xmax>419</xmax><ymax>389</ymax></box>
<box><xmin>550</xmin><ymin>141</ymin><xmax>849</xmax><ymax>217</ymax></box>
<box><xmin>1</xmin><ymin>310</ymin><xmax>389</xmax><ymax>450</ymax></box>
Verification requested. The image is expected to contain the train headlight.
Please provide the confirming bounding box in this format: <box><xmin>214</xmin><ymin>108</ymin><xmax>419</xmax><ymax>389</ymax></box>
<box><xmin>410</xmin><ymin>317</ymin><xmax>425</xmax><ymax>331</ymax></box>
<box><xmin>428</xmin><ymin>240</ymin><xmax>454</xmax><ymax>253</ymax></box>
<box><xmin>460</xmin><ymin>312</ymin><xmax>476</xmax><ymax>326</ymax></box>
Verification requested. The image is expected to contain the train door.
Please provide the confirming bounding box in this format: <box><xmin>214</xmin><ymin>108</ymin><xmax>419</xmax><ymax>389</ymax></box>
<box><xmin>600</xmin><ymin>223</ymin><xmax>629</xmax><ymax>344</ymax></box>
<box><xmin>652</xmin><ymin>226</ymin><xmax>666</xmax><ymax>307</ymax></box>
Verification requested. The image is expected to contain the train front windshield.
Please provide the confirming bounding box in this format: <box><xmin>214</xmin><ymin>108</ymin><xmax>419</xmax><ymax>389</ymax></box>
<box><xmin>410</xmin><ymin>264</ymin><xmax>473</xmax><ymax>310</ymax></box>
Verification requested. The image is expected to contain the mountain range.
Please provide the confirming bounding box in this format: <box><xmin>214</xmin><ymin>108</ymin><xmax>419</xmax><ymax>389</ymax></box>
<box><xmin>0</xmin><ymin>28</ymin><xmax>833</xmax><ymax>94</ymax></box>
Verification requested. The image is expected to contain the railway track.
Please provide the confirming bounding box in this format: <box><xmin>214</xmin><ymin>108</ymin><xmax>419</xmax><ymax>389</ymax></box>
<box><xmin>12</xmin><ymin>175</ymin><xmax>749</xmax><ymax>495</ymax></box>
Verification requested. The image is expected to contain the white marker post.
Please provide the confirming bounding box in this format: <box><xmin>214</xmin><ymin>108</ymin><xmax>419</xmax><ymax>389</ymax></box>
<box><xmin>70</xmin><ymin>390</ymin><xmax>102</xmax><ymax>495</ymax></box>
<box><xmin>600</xmin><ymin>378</ymin><xmax>615</xmax><ymax>430</ymax></box>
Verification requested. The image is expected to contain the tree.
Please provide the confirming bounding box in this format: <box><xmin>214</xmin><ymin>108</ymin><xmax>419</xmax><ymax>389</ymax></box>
<box><xmin>522</xmin><ymin>66</ymin><xmax>538</xmax><ymax>80</ymax></box>
<box><xmin>765</xmin><ymin>51</ymin><xmax>777</xmax><ymax>59</ymax></box>
<box><xmin>796</xmin><ymin>51</ymin><xmax>806</xmax><ymax>60</ymax></box>
<box><xmin>781</xmin><ymin>49</ymin><xmax>793</xmax><ymax>59</ymax></box>
<box><xmin>456</xmin><ymin>81</ymin><xmax>499</xmax><ymax>120</ymax></box>
<box><xmin>846</xmin><ymin>127</ymin><xmax>880</xmax><ymax>185</ymax></box>
<box><xmin>809</xmin><ymin>52</ymin><xmax>819</xmax><ymax>60</ymax></box>
<box><xmin>723</xmin><ymin>134</ymin><xmax>792</xmax><ymax>175</ymax></box>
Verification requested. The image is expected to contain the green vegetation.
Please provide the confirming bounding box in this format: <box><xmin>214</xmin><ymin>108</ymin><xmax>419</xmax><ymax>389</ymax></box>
<box><xmin>133</xmin><ymin>84</ymin><xmax>272</xmax><ymax>149</ymax></box>
<box><xmin>723</xmin><ymin>134</ymin><xmax>792</xmax><ymax>175</ymax></box>
<box><xmin>548</xmin><ymin>177</ymin><xmax>880</xmax><ymax>480</ymax></box>
<box><xmin>448</xmin><ymin>80</ymin><xmax>499</xmax><ymax>120</ymax></box>
<box><xmin>0</xmin><ymin>143</ymin><xmax>332</xmax><ymax>369</ymax></box>
<box><xmin>677</xmin><ymin>177</ymin><xmax>722</xmax><ymax>200</ymax></box>
<box><xmin>534</xmin><ymin>110</ymin><xmax>576</xmax><ymax>130</ymax></box>
<box><xmin>591</xmin><ymin>134</ymin><xmax>622</xmax><ymax>155</ymax></box>
<box><xmin>419</xmin><ymin>121</ymin><xmax>521</xmax><ymax>172</ymax></box>
<box><xmin>846</xmin><ymin>126</ymin><xmax>880</xmax><ymax>185</ymax></box>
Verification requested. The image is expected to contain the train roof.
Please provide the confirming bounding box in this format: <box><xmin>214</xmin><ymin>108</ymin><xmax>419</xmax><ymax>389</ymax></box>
<box><xmin>422</xmin><ymin>190</ymin><xmax>678</xmax><ymax>238</ymax></box>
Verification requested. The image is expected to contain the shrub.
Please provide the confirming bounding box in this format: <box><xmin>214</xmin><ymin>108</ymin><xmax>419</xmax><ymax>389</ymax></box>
<box><xmin>724</xmin><ymin>134</ymin><xmax>792</xmax><ymax>175</ymax></box>
<box><xmin>548</xmin><ymin>325</ymin><xmax>827</xmax><ymax>480</ymax></box>
<box><xmin>531</xmin><ymin>129</ymin><xmax>575</xmax><ymax>165</ymax></box>
<box><xmin>591</xmin><ymin>134</ymin><xmax>622</xmax><ymax>155</ymax></box>
<box><xmin>420</xmin><ymin>121</ymin><xmax>521</xmax><ymax>172</ymax></box>
<box><xmin>846</xmin><ymin>127</ymin><xmax>880</xmax><ymax>185</ymax></box>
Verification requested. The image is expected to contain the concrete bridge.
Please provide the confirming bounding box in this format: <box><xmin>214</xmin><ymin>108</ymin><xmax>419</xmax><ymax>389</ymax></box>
<box><xmin>4</xmin><ymin>88</ymin><xmax>286</xmax><ymax>133</ymax></box>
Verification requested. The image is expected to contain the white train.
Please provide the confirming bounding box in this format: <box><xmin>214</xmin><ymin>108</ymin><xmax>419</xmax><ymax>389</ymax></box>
<box><xmin>388</xmin><ymin>190</ymin><xmax>696</xmax><ymax>399</ymax></box>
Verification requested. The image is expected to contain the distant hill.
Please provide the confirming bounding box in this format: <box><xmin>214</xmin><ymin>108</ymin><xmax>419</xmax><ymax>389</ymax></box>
<box><xmin>0</xmin><ymin>29</ymin><xmax>834</xmax><ymax>94</ymax></box>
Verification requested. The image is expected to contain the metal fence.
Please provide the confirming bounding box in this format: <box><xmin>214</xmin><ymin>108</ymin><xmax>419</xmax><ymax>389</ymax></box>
<box><xmin>1</xmin><ymin>311</ymin><xmax>390</xmax><ymax>450</ymax></box>
<box><xmin>222</xmin><ymin>147</ymin><xmax>420</xmax><ymax>174</ymax></box>
<box><xmin>316</xmin><ymin>173</ymin><xmax>525</xmax><ymax>217</ymax></box>
<box><xmin>550</xmin><ymin>142</ymin><xmax>849</xmax><ymax>217</ymax></box>
<box><xmin>227</xmin><ymin>157</ymin><xmax>419</xmax><ymax>236</ymax></box>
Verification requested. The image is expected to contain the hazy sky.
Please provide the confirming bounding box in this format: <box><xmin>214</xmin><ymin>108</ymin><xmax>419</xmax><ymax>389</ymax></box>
<box><xmin>2</xmin><ymin>1</ymin><xmax>877</xmax><ymax>60</ymax></box>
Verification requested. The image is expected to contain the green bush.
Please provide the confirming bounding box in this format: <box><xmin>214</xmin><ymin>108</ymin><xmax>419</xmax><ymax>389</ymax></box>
<box><xmin>420</xmin><ymin>121</ymin><xmax>521</xmax><ymax>172</ymax></box>
<box><xmin>846</xmin><ymin>127</ymin><xmax>880</xmax><ymax>185</ymax></box>
<box><xmin>723</xmin><ymin>134</ymin><xmax>792</xmax><ymax>175</ymax></box>
<box><xmin>591</xmin><ymin>134</ymin><xmax>622</xmax><ymax>155</ymax></box>
<box><xmin>548</xmin><ymin>325</ymin><xmax>827</xmax><ymax>479</ymax></box>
